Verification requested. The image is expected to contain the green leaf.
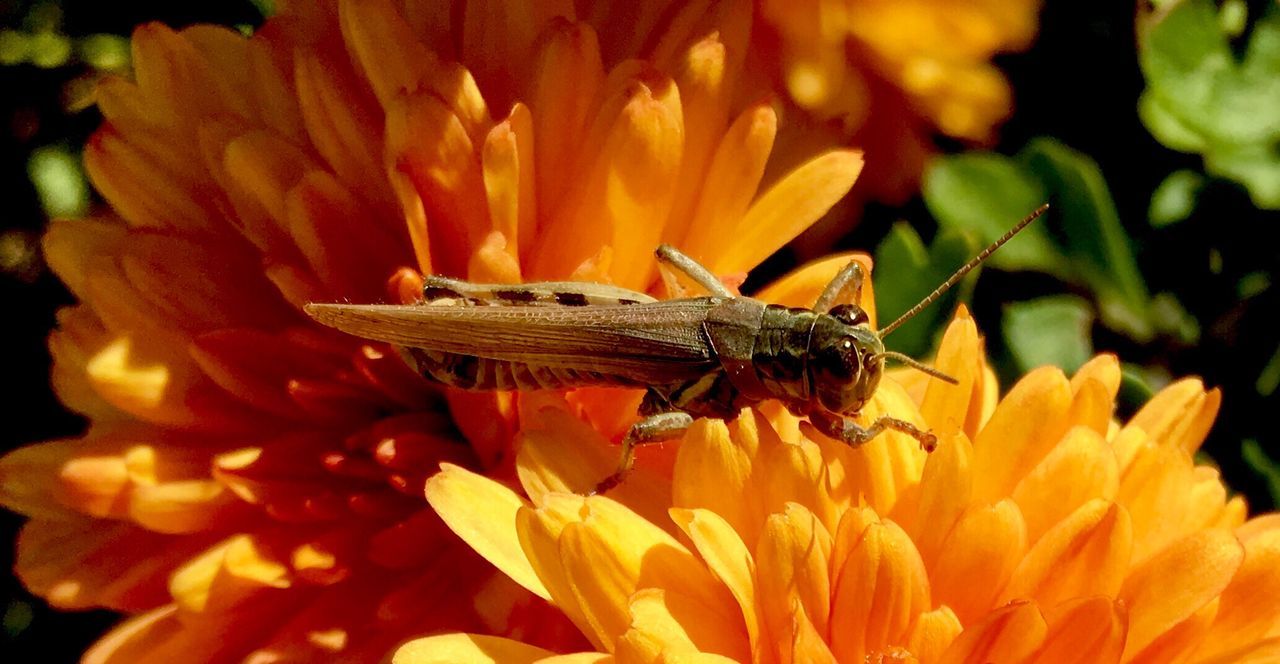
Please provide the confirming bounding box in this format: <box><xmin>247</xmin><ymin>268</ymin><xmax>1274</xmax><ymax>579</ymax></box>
<box><xmin>1149</xmin><ymin>169</ymin><xmax>1206</xmax><ymax>227</ymax></box>
<box><xmin>27</xmin><ymin>146</ymin><xmax>89</xmax><ymax>218</ymax></box>
<box><xmin>873</xmin><ymin>224</ymin><xmax>977</xmax><ymax>358</ymax></box>
<box><xmin>1119</xmin><ymin>363</ymin><xmax>1160</xmax><ymax>409</ymax></box>
<box><xmin>1242</xmin><ymin>439</ymin><xmax>1280</xmax><ymax>505</ymax></box>
<box><xmin>1003</xmin><ymin>296</ymin><xmax>1095</xmax><ymax>373</ymax></box>
<box><xmin>922</xmin><ymin>154</ymin><xmax>1062</xmax><ymax>273</ymax></box>
<box><xmin>1139</xmin><ymin>0</ymin><xmax>1280</xmax><ymax>209</ymax></box>
<box><xmin>1020</xmin><ymin>138</ymin><xmax>1154</xmax><ymax>340</ymax></box>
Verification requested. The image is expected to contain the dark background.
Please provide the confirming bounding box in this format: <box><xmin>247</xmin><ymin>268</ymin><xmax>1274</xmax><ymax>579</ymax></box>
<box><xmin>3</xmin><ymin>0</ymin><xmax>1276</xmax><ymax>658</ymax></box>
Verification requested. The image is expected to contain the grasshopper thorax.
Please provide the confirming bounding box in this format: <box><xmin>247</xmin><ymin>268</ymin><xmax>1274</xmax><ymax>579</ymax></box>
<box><xmin>809</xmin><ymin>304</ymin><xmax>884</xmax><ymax>416</ymax></box>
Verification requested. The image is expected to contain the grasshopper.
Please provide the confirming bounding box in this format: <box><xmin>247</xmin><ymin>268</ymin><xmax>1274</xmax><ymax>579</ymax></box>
<box><xmin>306</xmin><ymin>205</ymin><xmax>1047</xmax><ymax>493</ymax></box>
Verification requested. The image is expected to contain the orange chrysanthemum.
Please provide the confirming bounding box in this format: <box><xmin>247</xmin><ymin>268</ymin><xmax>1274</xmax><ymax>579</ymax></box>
<box><xmin>413</xmin><ymin>303</ymin><xmax>1280</xmax><ymax>663</ymax></box>
<box><xmin>0</xmin><ymin>1</ymin><xmax>865</xmax><ymax>660</ymax></box>
<box><xmin>756</xmin><ymin>0</ymin><xmax>1040</xmax><ymax>201</ymax></box>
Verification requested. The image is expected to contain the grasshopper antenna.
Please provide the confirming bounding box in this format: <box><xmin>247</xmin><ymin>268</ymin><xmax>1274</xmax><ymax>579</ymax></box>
<box><xmin>879</xmin><ymin>203</ymin><xmax>1049</xmax><ymax>338</ymax></box>
<box><xmin>871</xmin><ymin>351</ymin><xmax>959</xmax><ymax>384</ymax></box>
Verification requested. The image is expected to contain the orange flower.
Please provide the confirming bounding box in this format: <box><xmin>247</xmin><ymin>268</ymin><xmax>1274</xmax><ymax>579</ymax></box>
<box><xmin>414</xmin><ymin>305</ymin><xmax>1279</xmax><ymax>663</ymax></box>
<box><xmin>0</xmin><ymin>1</ymin><xmax>864</xmax><ymax>660</ymax></box>
<box><xmin>756</xmin><ymin>0</ymin><xmax>1040</xmax><ymax>201</ymax></box>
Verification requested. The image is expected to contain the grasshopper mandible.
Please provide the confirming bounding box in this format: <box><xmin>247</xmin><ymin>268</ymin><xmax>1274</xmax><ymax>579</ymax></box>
<box><xmin>305</xmin><ymin>205</ymin><xmax>1047</xmax><ymax>493</ymax></box>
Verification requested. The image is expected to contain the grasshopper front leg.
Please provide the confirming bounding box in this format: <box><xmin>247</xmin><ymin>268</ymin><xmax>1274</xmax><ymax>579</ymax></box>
<box><xmin>592</xmin><ymin>411</ymin><xmax>694</xmax><ymax>495</ymax></box>
<box><xmin>809</xmin><ymin>411</ymin><xmax>938</xmax><ymax>452</ymax></box>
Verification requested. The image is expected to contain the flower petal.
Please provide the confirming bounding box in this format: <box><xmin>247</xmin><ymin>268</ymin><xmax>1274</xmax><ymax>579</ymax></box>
<box><xmin>1194</xmin><ymin>515</ymin><xmax>1280</xmax><ymax>659</ymax></box>
<box><xmin>755</xmin><ymin>503</ymin><xmax>834</xmax><ymax>659</ymax></box>
<box><xmin>711</xmin><ymin>149</ymin><xmax>863</xmax><ymax>275</ymax></box>
<box><xmin>557</xmin><ymin>497</ymin><xmax>738</xmax><ymax>652</ymax></box>
<box><xmin>424</xmin><ymin>464</ymin><xmax>549</xmax><ymax>601</ymax></box>
<box><xmin>669</xmin><ymin>508</ymin><xmax>761</xmax><ymax>654</ymax></box>
<box><xmin>754</xmin><ymin>253</ymin><xmax>875</xmax><ymax>321</ymax></box>
<box><xmin>828</xmin><ymin>519</ymin><xmax>930</xmax><ymax>662</ymax></box>
<box><xmin>1125</xmin><ymin>378</ymin><xmax>1221</xmax><ymax>454</ymax></box>
<box><xmin>930</xmin><ymin>499</ymin><xmax>1026</xmax><ymax>624</ymax></box>
<box><xmin>920</xmin><ymin>307</ymin><xmax>986</xmax><ymax>438</ymax></box>
<box><xmin>903</xmin><ymin>430</ymin><xmax>973</xmax><ymax>568</ymax></box>
<box><xmin>937</xmin><ymin>600</ymin><xmax>1047</xmax><ymax>664</ymax></box>
<box><xmin>615</xmin><ymin>588</ymin><xmax>750</xmax><ymax>662</ymax></box>
<box><xmin>906</xmin><ymin>606</ymin><xmax>963</xmax><ymax>663</ymax></box>
<box><xmin>393</xmin><ymin>633</ymin><xmax>559</xmax><ymax>664</ymax></box>
<box><xmin>971</xmin><ymin>366</ymin><xmax>1073</xmax><ymax>505</ymax></box>
<box><xmin>673</xmin><ymin>419</ymin><xmax>760</xmax><ymax>545</ymax></box>
<box><xmin>1000</xmin><ymin>500</ymin><xmax>1132</xmax><ymax>606</ymax></box>
<box><xmin>1118</xmin><ymin>528</ymin><xmax>1244</xmax><ymax>659</ymax></box>
<box><xmin>1029</xmin><ymin>596</ymin><xmax>1126</xmax><ymax>664</ymax></box>
<box><xmin>1011</xmin><ymin>426</ymin><xmax>1119</xmax><ymax>543</ymax></box>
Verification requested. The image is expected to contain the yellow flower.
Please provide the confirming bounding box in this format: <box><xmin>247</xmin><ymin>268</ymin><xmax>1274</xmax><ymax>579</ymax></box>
<box><xmin>0</xmin><ymin>1</ymin><xmax>863</xmax><ymax>660</ymax></box>
<box><xmin>414</xmin><ymin>304</ymin><xmax>1278</xmax><ymax>663</ymax></box>
<box><xmin>757</xmin><ymin>0</ymin><xmax>1040</xmax><ymax>201</ymax></box>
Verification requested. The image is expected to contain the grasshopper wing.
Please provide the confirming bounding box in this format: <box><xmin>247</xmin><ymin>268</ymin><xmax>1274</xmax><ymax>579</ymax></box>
<box><xmin>305</xmin><ymin>299</ymin><xmax>721</xmax><ymax>383</ymax></box>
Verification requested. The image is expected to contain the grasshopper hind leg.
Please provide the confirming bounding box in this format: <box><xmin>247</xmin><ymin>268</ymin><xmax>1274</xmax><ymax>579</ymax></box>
<box><xmin>592</xmin><ymin>410</ymin><xmax>694</xmax><ymax>495</ymax></box>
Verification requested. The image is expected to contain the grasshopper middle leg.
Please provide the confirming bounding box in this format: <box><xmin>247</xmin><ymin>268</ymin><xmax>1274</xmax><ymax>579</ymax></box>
<box><xmin>592</xmin><ymin>411</ymin><xmax>694</xmax><ymax>495</ymax></box>
<box><xmin>655</xmin><ymin>245</ymin><xmax>734</xmax><ymax>298</ymax></box>
<box><xmin>813</xmin><ymin>260</ymin><xmax>864</xmax><ymax>313</ymax></box>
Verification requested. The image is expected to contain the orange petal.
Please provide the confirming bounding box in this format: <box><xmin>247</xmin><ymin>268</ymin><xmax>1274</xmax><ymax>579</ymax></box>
<box><xmin>663</xmin><ymin>33</ymin><xmax>731</xmax><ymax>247</ymax></box>
<box><xmin>971</xmin><ymin>366</ymin><xmax>1073</xmax><ymax>505</ymax></box>
<box><xmin>424</xmin><ymin>464</ymin><xmax>549</xmax><ymax>601</ymax></box>
<box><xmin>1067</xmin><ymin>355</ymin><xmax>1121</xmax><ymax>436</ymax></box>
<box><xmin>1124</xmin><ymin>378</ymin><xmax>1221</xmax><ymax>454</ymax></box>
<box><xmin>529</xmin><ymin>20</ymin><xmax>604</xmax><ymax>228</ymax></box>
<box><xmin>669</xmin><ymin>508</ymin><xmax>761</xmax><ymax>654</ymax></box>
<box><xmin>673</xmin><ymin>419</ymin><xmax>761</xmax><ymax>550</ymax></box>
<box><xmin>755</xmin><ymin>504</ymin><xmax>834</xmax><ymax>655</ymax></box>
<box><xmin>1030</xmin><ymin>596</ymin><xmax>1126</xmax><ymax>664</ymax></box>
<box><xmin>557</xmin><ymin>497</ymin><xmax>738</xmax><ymax>652</ymax></box>
<box><xmin>904</xmin><ymin>430</ymin><xmax>973</xmax><ymax>568</ymax></box>
<box><xmin>789</xmin><ymin>598</ymin><xmax>838</xmax><ymax>664</ymax></box>
<box><xmin>711</xmin><ymin>149</ymin><xmax>863</xmax><ymax>276</ymax></box>
<box><xmin>1195</xmin><ymin>516</ymin><xmax>1280</xmax><ymax>658</ymax></box>
<box><xmin>830</xmin><ymin>378</ymin><xmax>929</xmax><ymax>518</ymax></box>
<box><xmin>516</xmin><ymin>404</ymin><xmax>671</xmax><ymax>531</ymax></box>
<box><xmin>517</xmin><ymin>493</ymin><xmax>601</xmax><ymax>649</ymax></box>
<box><xmin>481</xmin><ymin>103</ymin><xmax>536</xmax><ymax>268</ymax></box>
<box><xmin>1115</xmin><ymin>438</ymin><xmax>1197</xmax><ymax>563</ymax></box>
<box><xmin>615</xmin><ymin>588</ymin><xmax>750</xmax><ymax>662</ymax></box>
<box><xmin>919</xmin><ymin>307</ymin><xmax>985</xmax><ymax>438</ymax></box>
<box><xmin>1000</xmin><ymin>500</ymin><xmax>1132</xmax><ymax>607</ymax></box>
<box><xmin>930</xmin><ymin>499</ymin><xmax>1026</xmax><ymax>624</ymax></box>
<box><xmin>1118</xmin><ymin>528</ymin><xmax>1243</xmax><ymax>659</ymax></box>
<box><xmin>679</xmin><ymin>104</ymin><xmax>777</xmax><ymax>266</ymax></box>
<box><xmin>828</xmin><ymin>520</ymin><xmax>930</xmax><ymax>661</ymax></box>
<box><xmin>1011</xmin><ymin>426</ymin><xmax>1119</xmax><ymax>543</ymax></box>
<box><xmin>905</xmin><ymin>606</ymin><xmax>963</xmax><ymax>663</ymax></box>
<box><xmin>936</xmin><ymin>600</ymin><xmax>1047</xmax><ymax>664</ymax></box>
<box><xmin>393</xmin><ymin>633</ymin><xmax>559</xmax><ymax>663</ymax></box>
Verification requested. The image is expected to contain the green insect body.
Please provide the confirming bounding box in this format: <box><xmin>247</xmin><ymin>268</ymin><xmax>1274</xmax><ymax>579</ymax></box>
<box><xmin>306</xmin><ymin>206</ymin><xmax>1047</xmax><ymax>493</ymax></box>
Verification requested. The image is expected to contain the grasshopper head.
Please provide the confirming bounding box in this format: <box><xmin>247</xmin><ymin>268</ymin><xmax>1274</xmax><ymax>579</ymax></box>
<box><xmin>809</xmin><ymin>304</ymin><xmax>884</xmax><ymax>416</ymax></box>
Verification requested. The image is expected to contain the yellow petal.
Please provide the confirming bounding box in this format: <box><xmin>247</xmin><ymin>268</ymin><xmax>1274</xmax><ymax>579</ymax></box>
<box><xmin>1124</xmin><ymin>378</ymin><xmax>1221</xmax><ymax>454</ymax></box>
<box><xmin>557</xmin><ymin>497</ymin><xmax>738</xmax><ymax>652</ymax></box>
<box><xmin>170</xmin><ymin>534</ymin><xmax>291</xmax><ymax>614</ymax></box>
<box><xmin>1011</xmin><ymin>426</ymin><xmax>1120</xmax><ymax>543</ymax></box>
<box><xmin>788</xmin><ymin>598</ymin><xmax>838</xmax><ymax>664</ymax></box>
<box><xmin>1115</xmin><ymin>438</ymin><xmax>1197</xmax><ymax>563</ymax></box>
<box><xmin>517</xmin><ymin>493</ymin><xmax>602</xmax><ymax>650</ymax></box>
<box><xmin>1128</xmin><ymin>597</ymin><xmax>1217</xmax><ymax>664</ymax></box>
<box><xmin>1067</xmin><ymin>354</ymin><xmax>1121</xmax><ymax>436</ymax></box>
<box><xmin>393</xmin><ymin>633</ymin><xmax>558</xmax><ymax>664</ymax></box>
<box><xmin>936</xmin><ymin>600</ymin><xmax>1047</xmax><ymax>664</ymax></box>
<box><xmin>755</xmin><ymin>504</ymin><xmax>833</xmax><ymax>654</ymax></box>
<box><xmin>711</xmin><ymin>149</ymin><xmax>863</xmax><ymax>276</ymax></box>
<box><xmin>971</xmin><ymin>366</ymin><xmax>1073</xmax><ymax>505</ymax></box>
<box><xmin>673</xmin><ymin>419</ymin><xmax>760</xmax><ymax>545</ymax></box>
<box><xmin>680</xmin><ymin>104</ymin><xmax>777</xmax><ymax>266</ymax></box>
<box><xmin>1030</xmin><ymin>596</ymin><xmax>1126</xmax><ymax>664</ymax></box>
<box><xmin>904</xmin><ymin>430</ymin><xmax>973</xmax><ymax>568</ymax></box>
<box><xmin>1194</xmin><ymin>516</ymin><xmax>1280</xmax><ymax>658</ymax></box>
<box><xmin>829</xmin><ymin>520</ymin><xmax>930</xmax><ymax>662</ymax></box>
<box><xmin>905</xmin><ymin>606</ymin><xmax>963</xmax><ymax>663</ymax></box>
<box><xmin>424</xmin><ymin>464</ymin><xmax>548</xmax><ymax>601</ymax></box>
<box><xmin>669</xmin><ymin>508</ymin><xmax>761</xmax><ymax>656</ymax></box>
<box><xmin>930</xmin><ymin>499</ymin><xmax>1026</xmax><ymax>624</ymax></box>
<box><xmin>516</xmin><ymin>403</ymin><xmax>672</xmax><ymax>531</ymax></box>
<box><xmin>664</xmin><ymin>33</ymin><xmax>731</xmax><ymax>247</ymax></box>
<box><xmin>1119</xmin><ymin>528</ymin><xmax>1244</xmax><ymax>659</ymax></box>
<box><xmin>1000</xmin><ymin>500</ymin><xmax>1132</xmax><ymax>606</ymax></box>
<box><xmin>615</xmin><ymin>588</ymin><xmax>750</xmax><ymax>662</ymax></box>
<box><xmin>920</xmin><ymin>307</ymin><xmax>984</xmax><ymax>438</ymax></box>
<box><xmin>481</xmin><ymin>103</ymin><xmax>537</xmax><ymax>267</ymax></box>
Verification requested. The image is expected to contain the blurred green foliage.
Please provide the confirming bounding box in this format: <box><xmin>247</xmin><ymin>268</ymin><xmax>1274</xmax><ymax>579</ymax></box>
<box><xmin>1139</xmin><ymin>0</ymin><xmax>1280</xmax><ymax>209</ymax></box>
